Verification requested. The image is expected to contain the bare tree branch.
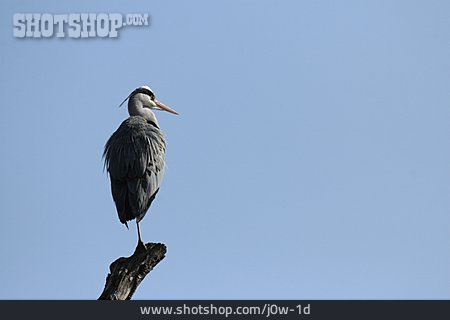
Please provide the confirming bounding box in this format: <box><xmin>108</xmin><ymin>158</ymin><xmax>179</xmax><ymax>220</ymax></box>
<box><xmin>99</xmin><ymin>242</ymin><xmax>166</xmax><ymax>300</ymax></box>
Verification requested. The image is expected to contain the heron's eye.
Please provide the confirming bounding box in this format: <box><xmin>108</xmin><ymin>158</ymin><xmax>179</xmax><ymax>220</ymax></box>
<box><xmin>145</xmin><ymin>91</ymin><xmax>155</xmax><ymax>100</ymax></box>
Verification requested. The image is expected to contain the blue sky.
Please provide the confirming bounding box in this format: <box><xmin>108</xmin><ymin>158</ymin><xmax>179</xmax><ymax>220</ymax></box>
<box><xmin>0</xmin><ymin>0</ymin><xmax>449</xmax><ymax>299</ymax></box>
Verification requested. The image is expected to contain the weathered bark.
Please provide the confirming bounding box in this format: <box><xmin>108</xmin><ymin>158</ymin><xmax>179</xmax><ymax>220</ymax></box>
<box><xmin>98</xmin><ymin>242</ymin><xmax>166</xmax><ymax>300</ymax></box>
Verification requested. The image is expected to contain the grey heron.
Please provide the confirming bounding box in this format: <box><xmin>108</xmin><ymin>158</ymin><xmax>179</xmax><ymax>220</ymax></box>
<box><xmin>103</xmin><ymin>85</ymin><xmax>177</xmax><ymax>248</ymax></box>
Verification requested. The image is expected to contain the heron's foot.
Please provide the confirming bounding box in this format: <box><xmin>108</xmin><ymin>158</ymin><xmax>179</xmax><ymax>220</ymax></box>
<box><xmin>135</xmin><ymin>239</ymin><xmax>147</xmax><ymax>253</ymax></box>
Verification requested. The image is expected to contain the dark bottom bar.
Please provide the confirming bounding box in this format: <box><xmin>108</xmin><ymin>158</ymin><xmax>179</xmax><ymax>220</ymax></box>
<box><xmin>2</xmin><ymin>300</ymin><xmax>449</xmax><ymax>320</ymax></box>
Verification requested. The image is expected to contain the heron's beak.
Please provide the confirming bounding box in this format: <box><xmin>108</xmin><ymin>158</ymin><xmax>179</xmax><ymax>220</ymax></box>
<box><xmin>155</xmin><ymin>100</ymin><xmax>178</xmax><ymax>115</ymax></box>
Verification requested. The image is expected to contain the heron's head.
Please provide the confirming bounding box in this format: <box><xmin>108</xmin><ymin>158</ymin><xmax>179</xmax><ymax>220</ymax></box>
<box><xmin>120</xmin><ymin>85</ymin><xmax>178</xmax><ymax>117</ymax></box>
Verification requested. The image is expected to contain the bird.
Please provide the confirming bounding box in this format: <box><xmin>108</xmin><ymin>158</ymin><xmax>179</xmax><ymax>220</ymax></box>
<box><xmin>103</xmin><ymin>85</ymin><xmax>177</xmax><ymax>248</ymax></box>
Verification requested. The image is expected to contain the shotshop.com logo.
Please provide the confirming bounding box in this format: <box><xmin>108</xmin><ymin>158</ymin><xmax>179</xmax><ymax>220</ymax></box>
<box><xmin>13</xmin><ymin>13</ymin><xmax>149</xmax><ymax>38</ymax></box>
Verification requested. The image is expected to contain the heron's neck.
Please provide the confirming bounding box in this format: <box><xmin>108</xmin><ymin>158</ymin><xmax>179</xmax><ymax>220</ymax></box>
<box><xmin>128</xmin><ymin>96</ymin><xmax>159</xmax><ymax>127</ymax></box>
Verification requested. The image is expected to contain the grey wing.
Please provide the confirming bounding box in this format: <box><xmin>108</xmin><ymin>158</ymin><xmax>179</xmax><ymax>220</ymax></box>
<box><xmin>103</xmin><ymin>120</ymin><xmax>166</xmax><ymax>224</ymax></box>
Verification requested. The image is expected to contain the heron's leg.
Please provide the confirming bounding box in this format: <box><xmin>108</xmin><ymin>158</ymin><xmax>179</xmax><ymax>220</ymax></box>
<box><xmin>134</xmin><ymin>221</ymin><xmax>146</xmax><ymax>252</ymax></box>
<box><xmin>137</xmin><ymin>220</ymin><xmax>143</xmax><ymax>244</ymax></box>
